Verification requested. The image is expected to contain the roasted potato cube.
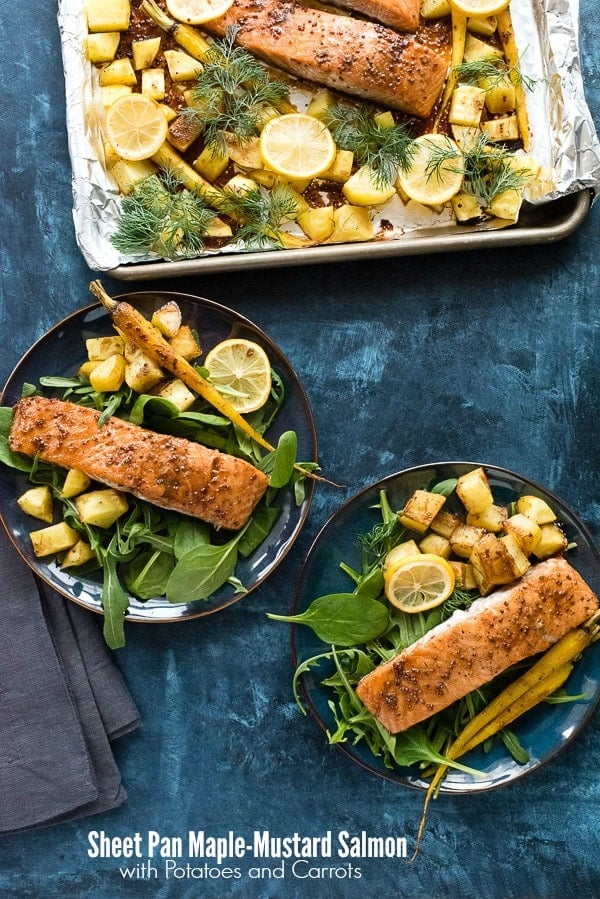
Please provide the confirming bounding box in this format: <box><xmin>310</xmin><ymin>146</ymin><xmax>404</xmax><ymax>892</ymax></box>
<box><xmin>450</xmin><ymin>524</ymin><xmax>486</xmax><ymax>558</ymax></box>
<box><xmin>420</xmin><ymin>0</ymin><xmax>451</xmax><ymax>17</ymax></box>
<box><xmin>343</xmin><ymin>166</ymin><xmax>396</xmax><ymax>207</ymax></box>
<box><xmin>480</xmin><ymin>74</ymin><xmax>516</xmax><ymax>115</ymax></box>
<box><xmin>86</xmin><ymin>32</ymin><xmax>120</xmax><ymax>64</ymax></box>
<box><xmin>193</xmin><ymin>144</ymin><xmax>230</xmax><ymax>182</ymax></box>
<box><xmin>323</xmin><ymin>149</ymin><xmax>354</xmax><ymax>184</ymax></box>
<box><xmin>373</xmin><ymin>110</ymin><xmax>395</xmax><ymax>130</ymax></box>
<box><xmin>467</xmin><ymin>15</ymin><xmax>497</xmax><ymax>37</ymax></box>
<box><xmin>456</xmin><ymin>467</ymin><xmax>494</xmax><ymax>513</ymax></box>
<box><xmin>169</xmin><ymin>325</ymin><xmax>202</xmax><ymax>360</ymax></box>
<box><xmin>419</xmin><ymin>533</ymin><xmax>452</xmax><ymax>558</ymax></box>
<box><xmin>451</xmin><ymin>191</ymin><xmax>484</xmax><ymax>223</ymax></box>
<box><xmin>463</xmin><ymin>34</ymin><xmax>503</xmax><ymax>64</ymax></box>
<box><xmin>75</xmin><ymin>489</ymin><xmax>129</xmax><ymax>529</ymax></box>
<box><xmin>125</xmin><ymin>353</ymin><xmax>164</xmax><ymax>393</ymax></box>
<box><xmin>109</xmin><ymin>158</ymin><xmax>158</xmax><ymax>195</ymax></box>
<box><xmin>399</xmin><ymin>490</ymin><xmax>447</xmax><ymax>534</ymax></box>
<box><xmin>78</xmin><ymin>360</ymin><xmax>100</xmax><ymax>380</ymax></box>
<box><xmin>503</xmin><ymin>513</ymin><xmax>542</xmax><ymax>555</ymax></box>
<box><xmin>89</xmin><ymin>354</ymin><xmax>126</xmax><ymax>393</ymax></box>
<box><xmin>30</xmin><ymin>522</ymin><xmax>79</xmax><ymax>557</ymax></box>
<box><xmin>204</xmin><ymin>217</ymin><xmax>233</xmax><ymax>239</ymax></box>
<box><xmin>328</xmin><ymin>205</ymin><xmax>373</xmax><ymax>244</ymax></box>
<box><xmin>141</xmin><ymin>68</ymin><xmax>165</xmax><ymax>102</ymax></box>
<box><xmin>17</xmin><ymin>486</ymin><xmax>54</xmax><ymax>523</ymax></box>
<box><xmin>430</xmin><ymin>508</ymin><xmax>462</xmax><ymax>539</ymax></box>
<box><xmin>86</xmin><ymin>335</ymin><xmax>125</xmax><ymax>361</ymax></box>
<box><xmin>100</xmin><ymin>84</ymin><xmax>132</xmax><ymax>108</ymax></box>
<box><xmin>164</xmin><ymin>49</ymin><xmax>203</xmax><ymax>82</ymax></box>
<box><xmin>61</xmin><ymin>540</ymin><xmax>97</xmax><ymax>569</ymax></box>
<box><xmin>469</xmin><ymin>533</ymin><xmax>518</xmax><ymax>594</ymax></box>
<box><xmin>466</xmin><ymin>503</ymin><xmax>507</xmax><ymax>533</ymax></box>
<box><xmin>449</xmin><ymin>84</ymin><xmax>486</xmax><ymax>127</ymax></box>
<box><xmin>61</xmin><ymin>469</ymin><xmax>92</xmax><ymax>499</ymax></box>
<box><xmin>225</xmin><ymin>136</ymin><xmax>263</xmax><ymax>170</ymax></box>
<box><xmin>449</xmin><ymin>560</ymin><xmax>477</xmax><ymax>591</ymax></box>
<box><xmin>132</xmin><ymin>36</ymin><xmax>161</xmax><ymax>70</ymax></box>
<box><xmin>151</xmin><ymin>301</ymin><xmax>182</xmax><ymax>338</ymax></box>
<box><xmin>481</xmin><ymin>115</ymin><xmax>520</xmax><ymax>143</ymax></box>
<box><xmin>86</xmin><ymin>0</ymin><xmax>130</xmax><ymax>32</ymax></box>
<box><xmin>500</xmin><ymin>533</ymin><xmax>530</xmax><ymax>577</ymax></box>
<box><xmin>532</xmin><ymin>523</ymin><xmax>568</xmax><ymax>559</ymax></box>
<box><xmin>297</xmin><ymin>206</ymin><xmax>336</xmax><ymax>242</ymax></box>
<box><xmin>98</xmin><ymin>58</ymin><xmax>136</xmax><ymax>87</ymax></box>
<box><xmin>515</xmin><ymin>495</ymin><xmax>557</xmax><ymax>524</ymax></box>
<box><xmin>158</xmin><ymin>379</ymin><xmax>196</xmax><ymax>411</ymax></box>
<box><xmin>486</xmin><ymin>188</ymin><xmax>523</xmax><ymax>221</ymax></box>
<box><xmin>383</xmin><ymin>540</ymin><xmax>421</xmax><ymax>573</ymax></box>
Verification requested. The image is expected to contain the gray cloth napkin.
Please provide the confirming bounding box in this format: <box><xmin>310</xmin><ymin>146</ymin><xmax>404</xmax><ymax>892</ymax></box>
<box><xmin>0</xmin><ymin>526</ymin><xmax>140</xmax><ymax>834</ymax></box>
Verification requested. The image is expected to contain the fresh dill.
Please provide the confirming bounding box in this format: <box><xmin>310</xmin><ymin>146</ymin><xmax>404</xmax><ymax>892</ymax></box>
<box><xmin>184</xmin><ymin>27</ymin><xmax>290</xmax><ymax>156</ymax></box>
<box><xmin>454</xmin><ymin>57</ymin><xmax>536</xmax><ymax>93</ymax></box>
<box><xmin>461</xmin><ymin>134</ymin><xmax>531</xmax><ymax>205</ymax></box>
<box><xmin>218</xmin><ymin>181</ymin><xmax>299</xmax><ymax>249</ymax></box>
<box><xmin>110</xmin><ymin>170</ymin><xmax>217</xmax><ymax>260</ymax></box>
<box><xmin>423</xmin><ymin>136</ymin><xmax>464</xmax><ymax>185</ymax></box>
<box><xmin>323</xmin><ymin>103</ymin><xmax>414</xmax><ymax>187</ymax></box>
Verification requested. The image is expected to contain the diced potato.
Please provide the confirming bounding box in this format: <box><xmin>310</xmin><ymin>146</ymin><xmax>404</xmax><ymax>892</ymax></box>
<box><xmin>101</xmin><ymin>84</ymin><xmax>133</xmax><ymax>108</ymax></box>
<box><xmin>167</xmin><ymin>114</ymin><xmax>203</xmax><ymax>152</ymax></box>
<box><xmin>466</xmin><ymin>503</ymin><xmax>507</xmax><ymax>533</ymax></box>
<box><xmin>75</xmin><ymin>489</ymin><xmax>129</xmax><ymax>529</ymax></box>
<box><xmin>17</xmin><ymin>486</ymin><xmax>54</xmax><ymax>523</ymax></box>
<box><xmin>61</xmin><ymin>540</ymin><xmax>97</xmax><ymax>569</ymax></box>
<box><xmin>399</xmin><ymin>490</ymin><xmax>447</xmax><ymax>534</ymax></box>
<box><xmin>61</xmin><ymin>469</ymin><xmax>92</xmax><ymax>500</ymax></box>
<box><xmin>328</xmin><ymin>205</ymin><xmax>373</xmax><ymax>243</ymax></box>
<box><xmin>225</xmin><ymin>174</ymin><xmax>258</xmax><ymax>196</ymax></box>
<box><xmin>158</xmin><ymin>379</ymin><xmax>196</xmax><ymax>411</ymax></box>
<box><xmin>86</xmin><ymin>335</ymin><xmax>126</xmax><ymax>360</ymax></box>
<box><xmin>132</xmin><ymin>36</ymin><xmax>161</xmax><ymax>70</ymax></box>
<box><xmin>141</xmin><ymin>68</ymin><xmax>166</xmax><ymax>102</ymax></box>
<box><xmin>463</xmin><ymin>34</ymin><xmax>503</xmax><ymax>64</ymax></box>
<box><xmin>255</xmin><ymin>105</ymin><xmax>281</xmax><ymax>130</ymax></box>
<box><xmin>297</xmin><ymin>206</ymin><xmax>336</xmax><ymax>242</ymax></box>
<box><xmin>225</xmin><ymin>135</ymin><xmax>262</xmax><ymax>170</ymax></box>
<box><xmin>467</xmin><ymin>15</ymin><xmax>497</xmax><ymax>37</ymax></box>
<box><xmin>151</xmin><ymin>301</ymin><xmax>182</xmax><ymax>338</ymax></box>
<box><xmin>164</xmin><ymin>49</ymin><xmax>203</xmax><ymax>82</ymax></box>
<box><xmin>486</xmin><ymin>188</ymin><xmax>523</xmax><ymax>222</ymax></box>
<box><xmin>323</xmin><ymin>149</ymin><xmax>354</xmax><ymax>184</ymax></box>
<box><xmin>30</xmin><ymin>522</ymin><xmax>79</xmax><ymax>557</ymax></box>
<box><xmin>89</xmin><ymin>354</ymin><xmax>126</xmax><ymax>393</ymax></box>
<box><xmin>125</xmin><ymin>353</ymin><xmax>164</xmax><ymax>393</ymax></box>
<box><xmin>449</xmin><ymin>560</ymin><xmax>477</xmax><ymax>590</ymax></box>
<box><xmin>193</xmin><ymin>144</ymin><xmax>230</xmax><ymax>182</ymax></box>
<box><xmin>418</xmin><ymin>533</ymin><xmax>452</xmax><ymax>558</ymax></box>
<box><xmin>342</xmin><ymin>166</ymin><xmax>396</xmax><ymax>207</ymax></box>
<box><xmin>98</xmin><ymin>58</ymin><xmax>137</xmax><ymax>87</ymax></box>
<box><xmin>448</xmin><ymin>84</ymin><xmax>486</xmax><ymax>127</ymax></box>
<box><xmin>469</xmin><ymin>532</ymin><xmax>518</xmax><ymax>594</ymax></box>
<box><xmin>85</xmin><ymin>32</ymin><xmax>121</xmax><ymax>64</ymax></box>
<box><xmin>500</xmin><ymin>533</ymin><xmax>530</xmax><ymax>578</ymax></box>
<box><xmin>515</xmin><ymin>495</ymin><xmax>557</xmax><ymax>525</ymax></box>
<box><xmin>456</xmin><ymin>467</ymin><xmax>494</xmax><ymax>513</ymax></box>
<box><xmin>374</xmin><ymin>110</ymin><xmax>395</xmax><ymax>130</ymax></box>
<box><xmin>480</xmin><ymin>74</ymin><xmax>516</xmax><ymax>115</ymax></box>
<box><xmin>430</xmin><ymin>508</ymin><xmax>462</xmax><ymax>539</ymax></box>
<box><xmin>450</xmin><ymin>523</ymin><xmax>486</xmax><ymax>558</ymax></box>
<box><xmin>78</xmin><ymin>360</ymin><xmax>100</xmax><ymax>379</ymax></box>
<box><xmin>204</xmin><ymin>217</ymin><xmax>233</xmax><ymax>239</ymax></box>
<box><xmin>532</xmin><ymin>523</ymin><xmax>568</xmax><ymax>559</ymax></box>
<box><xmin>306</xmin><ymin>88</ymin><xmax>336</xmax><ymax>121</ymax></box>
<box><xmin>169</xmin><ymin>325</ymin><xmax>202</xmax><ymax>360</ymax></box>
<box><xmin>503</xmin><ymin>513</ymin><xmax>542</xmax><ymax>555</ymax></box>
<box><xmin>451</xmin><ymin>191</ymin><xmax>484</xmax><ymax>223</ymax></box>
<box><xmin>102</xmin><ymin>139</ymin><xmax>122</xmax><ymax>169</ymax></box>
<box><xmin>86</xmin><ymin>0</ymin><xmax>130</xmax><ymax>32</ymax></box>
<box><xmin>481</xmin><ymin>115</ymin><xmax>520</xmax><ymax>143</ymax></box>
<box><xmin>109</xmin><ymin>158</ymin><xmax>158</xmax><ymax>195</ymax></box>
<box><xmin>420</xmin><ymin>0</ymin><xmax>451</xmax><ymax>18</ymax></box>
<box><xmin>158</xmin><ymin>103</ymin><xmax>178</xmax><ymax>124</ymax></box>
<box><xmin>383</xmin><ymin>540</ymin><xmax>421</xmax><ymax>572</ymax></box>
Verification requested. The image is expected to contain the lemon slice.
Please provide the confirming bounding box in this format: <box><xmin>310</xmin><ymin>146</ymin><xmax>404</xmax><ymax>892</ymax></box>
<box><xmin>384</xmin><ymin>554</ymin><xmax>456</xmax><ymax>613</ymax></box>
<box><xmin>259</xmin><ymin>114</ymin><xmax>337</xmax><ymax>181</ymax></box>
<box><xmin>204</xmin><ymin>338</ymin><xmax>272</xmax><ymax>414</ymax></box>
<box><xmin>104</xmin><ymin>94</ymin><xmax>168</xmax><ymax>161</ymax></box>
<box><xmin>450</xmin><ymin>0</ymin><xmax>509</xmax><ymax>15</ymax></box>
<box><xmin>397</xmin><ymin>134</ymin><xmax>464</xmax><ymax>207</ymax></box>
<box><xmin>166</xmin><ymin>0</ymin><xmax>235</xmax><ymax>23</ymax></box>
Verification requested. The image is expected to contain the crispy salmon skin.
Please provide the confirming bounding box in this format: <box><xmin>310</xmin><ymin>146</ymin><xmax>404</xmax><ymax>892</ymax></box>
<box><xmin>203</xmin><ymin>0</ymin><xmax>448</xmax><ymax>118</ymax></box>
<box><xmin>356</xmin><ymin>557</ymin><xmax>599</xmax><ymax>733</ymax></box>
<box><xmin>9</xmin><ymin>396</ymin><xmax>269</xmax><ymax>531</ymax></box>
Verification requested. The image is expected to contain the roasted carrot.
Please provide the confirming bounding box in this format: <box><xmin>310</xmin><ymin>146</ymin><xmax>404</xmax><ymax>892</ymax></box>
<box><xmin>497</xmin><ymin>7</ymin><xmax>531</xmax><ymax>151</ymax></box>
<box><xmin>433</xmin><ymin>7</ymin><xmax>467</xmax><ymax>132</ymax></box>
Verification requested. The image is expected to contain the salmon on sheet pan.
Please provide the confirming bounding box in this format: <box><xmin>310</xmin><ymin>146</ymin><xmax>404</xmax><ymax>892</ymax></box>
<box><xmin>356</xmin><ymin>557</ymin><xmax>599</xmax><ymax>733</ymax></box>
<box><xmin>326</xmin><ymin>0</ymin><xmax>420</xmax><ymax>32</ymax></box>
<box><xmin>9</xmin><ymin>396</ymin><xmax>269</xmax><ymax>531</ymax></box>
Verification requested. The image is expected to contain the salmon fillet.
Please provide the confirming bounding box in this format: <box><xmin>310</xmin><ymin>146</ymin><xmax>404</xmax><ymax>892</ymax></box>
<box><xmin>356</xmin><ymin>557</ymin><xmax>598</xmax><ymax>733</ymax></box>
<box><xmin>203</xmin><ymin>0</ymin><xmax>448</xmax><ymax>118</ymax></box>
<box><xmin>327</xmin><ymin>0</ymin><xmax>420</xmax><ymax>32</ymax></box>
<box><xmin>9</xmin><ymin>396</ymin><xmax>269</xmax><ymax>531</ymax></box>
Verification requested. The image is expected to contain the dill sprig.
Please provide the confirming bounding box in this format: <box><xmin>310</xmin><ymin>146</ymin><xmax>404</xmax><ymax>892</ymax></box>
<box><xmin>323</xmin><ymin>103</ymin><xmax>415</xmax><ymax>187</ymax></box>
<box><xmin>461</xmin><ymin>134</ymin><xmax>531</xmax><ymax>205</ymax></box>
<box><xmin>219</xmin><ymin>181</ymin><xmax>299</xmax><ymax>249</ymax></box>
<box><xmin>111</xmin><ymin>171</ymin><xmax>216</xmax><ymax>260</ymax></box>
<box><xmin>454</xmin><ymin>57</ymin><xmax>536</xmax><ymax>93</ymax></box>
<box><xmin>184</xmin><ymin>27</ymin><xmax>289</xmax><ymax>156</ymax></box>
<box><xmin>422</xmin><ymin>137</ymin><xmax>464</xmax><ymax>185</ymax></box>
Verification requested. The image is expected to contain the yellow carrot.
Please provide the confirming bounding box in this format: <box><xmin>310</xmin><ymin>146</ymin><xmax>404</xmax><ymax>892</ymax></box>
<box><xmin>433</xmin><ymin>7</ymin><xmax>467</xmax><ymax>132</ymax></box>
<box><xmin>139</xmin><ymin>0</ymin><xmax>213</xmax><ymax>62</ymax></box>
<box><xmin>497</xmin><ymin>7</ymin><xmax>531</xmax><ymax>151</ymax></box>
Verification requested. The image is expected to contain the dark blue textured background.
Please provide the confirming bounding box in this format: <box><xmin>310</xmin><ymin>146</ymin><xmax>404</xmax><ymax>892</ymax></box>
<box><xmin>1</xmin><ymin>2</ymin><xmax>599</xmax><ymax>896</ymax></box>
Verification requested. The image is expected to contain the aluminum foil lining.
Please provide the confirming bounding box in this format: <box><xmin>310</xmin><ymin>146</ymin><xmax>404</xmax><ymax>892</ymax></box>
<box><xmin>57</xmin><ymin>0</ymin><xmax>600</xmax><ymax>272</ymax></box>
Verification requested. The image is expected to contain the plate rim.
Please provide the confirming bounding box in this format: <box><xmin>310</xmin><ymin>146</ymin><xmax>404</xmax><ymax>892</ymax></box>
<box><xmin>291</xmin><ymin>459</ymin><xmax>600</xmax><ymax>793</ymax></box>
<box><xmin>1</xmin><ymin>290</ymin><xmax>318</xmax><ymax>623</ymax></box>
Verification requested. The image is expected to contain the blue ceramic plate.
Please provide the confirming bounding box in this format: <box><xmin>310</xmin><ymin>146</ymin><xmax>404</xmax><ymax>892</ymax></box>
<box><xmin>292</xmin><ymin>462</ymin><xmax>600</xmax><ymax>792</ymax></box>
<box><xmin>0</xmin><ymin>291</ymin><xmax>317</xmax><ymax>622</ymax></box>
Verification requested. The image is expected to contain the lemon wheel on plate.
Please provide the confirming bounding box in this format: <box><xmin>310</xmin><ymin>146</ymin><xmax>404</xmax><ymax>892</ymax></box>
<box><xmin>204</xmin><ymin>339</ymin><xmax>273</xmax><ymax>414</ymax></box>
<box><xmin>384</xmin><ymin>554</ymin><xmax>456</xmax><ymax>613</ymax></box>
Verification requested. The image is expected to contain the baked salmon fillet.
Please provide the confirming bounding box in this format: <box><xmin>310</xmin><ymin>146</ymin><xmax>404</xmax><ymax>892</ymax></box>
<box><xmin>9</xmin><ymin>396</ymin><xmax>269</xmax><ymax>531</ymax></box>
<box><xmin>327</xmin><ymin>0</ymin><xmax>420</xmax><ymax>32</ymax></box>
<box><xmin>203</xmin><ymin>0</ymin><xmax>448</xmax><ymax>118</ymax></box>
<box><xmin>356</xmin><ymin>557</ymin><xmax>599</xmax><ymax>733</ymax></box>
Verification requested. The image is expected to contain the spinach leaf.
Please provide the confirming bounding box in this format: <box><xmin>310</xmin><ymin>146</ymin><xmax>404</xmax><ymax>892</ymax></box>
<box><xmin>238</xmin><ymin>504</ymin><xmax>280</xmax><ymax>557</ymax></box>
<box><xmin>431</xmin><ymin>477</ymin><xmax>458</xmax><ymax>496</ymax></box>
<box><xmin>171</xmin><ymin>517</ymin><xmax>211</xmax><ymax>560</ymax></box>
<box><xmin>267</xmin><ymin>593</ymin><xmax>389</xmax><ymax>646</ymax></box>
<box><xmin>166</xmin><ymin>529</ymin><xmax>246</xmax><ymax>603</ymax></box>
<box><xmin>0</xmin><ymin>435</ymin><xmax>33</xmax><ymax>472</ymax></box>
<box><xmin>268</xmin><ymin>430</ymin><xmax>297</xmax><ymax>488</ymax></box>
<box><xmin>122</xmin><ymin>549</ymin><xmax>176</xmax><ymax>599</ymax></box>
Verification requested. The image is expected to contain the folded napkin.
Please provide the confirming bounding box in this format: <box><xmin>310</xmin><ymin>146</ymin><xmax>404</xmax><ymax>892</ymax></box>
<box><xmin>0</xmin><ymin>526</ymin><xmax>140</xmax><ymax>834</ymax></box>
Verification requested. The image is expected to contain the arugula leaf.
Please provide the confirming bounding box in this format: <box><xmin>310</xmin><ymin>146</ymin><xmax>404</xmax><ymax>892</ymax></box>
<box><xmin>100</xmin><ymin>544</ymin><xmax>131</xmax><ymax>650</ymax></box>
